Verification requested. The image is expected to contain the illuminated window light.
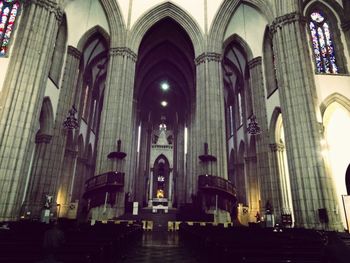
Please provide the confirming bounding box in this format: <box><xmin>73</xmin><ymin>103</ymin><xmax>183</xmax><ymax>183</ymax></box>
<box><xmin>161</xmin><ymin>101</ymin><xmax>168</xmax><ymax>107</ymax></box>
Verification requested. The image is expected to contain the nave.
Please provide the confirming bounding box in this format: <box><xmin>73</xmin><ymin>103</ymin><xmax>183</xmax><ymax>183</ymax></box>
<box><xmin>117</xmin><ymin>231</ymin><xmax>198</xmax><ymax>263</ymax></box>
<box><xmin>2</xmin><ymin>219</ymin><xmax>350</xmax><ymax>263</ymax></box>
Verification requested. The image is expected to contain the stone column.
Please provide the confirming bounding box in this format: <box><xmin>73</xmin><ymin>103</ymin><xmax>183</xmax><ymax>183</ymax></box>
<box><xmin>25</xmin><ymin>46</ymin><xmax>81</xmax><ymax>217</ymax></box>
<box><xmin>248</xmin><ymin>57</ymin><xmax>271</xmax><ymax>214</ymax></box>
<box><xmin>269</xmin><ymin>143</ymin><xmax>291</xmax><ymax>222</ymax></box>
<box><xmin>194</xmin><ymin>52</ymin><xmax>227</xmax><ymax>179</ymax></box>
<box><xmin>22</xmin><ymin>134</ymin><xmax>53</xmax><ymax>218</ymax></box>
<box><xmin>276</xmin><ymin>143</ymin><xmax>293</xmax><ymax>215</ymax></box>
<box><xmin>175</xmin><ymin>122</ymin><xmax>185</xmax><ymax>206</ymax></box>
<box><xmin>136</xmin><ymin>120</ymin><xmax>152</xmax><ymax>205</ymax></box>
<box><xmin>185</xmin><ymin>105</ymin><xmax>197</xmax><ymax>202</ymax></box>
<box><xmin>127</xmin><ymin>101</ymin><xmax>139</xmax><ymax>200</ymax></box>
<box><xmin>244</xmin><ymin>156</ymin><xmax>260</xmax><ymax>222</ymax></box>
<box><xmin>56</xmin><ymin>149</ymin><xmax>77</xmax><ymax>217</ymax></box>
<box><xmin>95</xmin><ymin>47</ymin><xmax>137</xmax><ymax>216</ymax></box>
<box><xmin>0</xmin><ymin>0</ymin><xmax>62</xmax><ymax>220</ymax></box>
<box><xmin>271</xmin><ymin>12</ymin><xmax>342</xmax><ymax>229</ymax></box>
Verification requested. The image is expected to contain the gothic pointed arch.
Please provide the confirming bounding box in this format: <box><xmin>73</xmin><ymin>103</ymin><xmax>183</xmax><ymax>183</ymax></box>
<box><xmin>98</xmin><ymin>0</ymin><xmax>126</xmax><ymax>46</ymax></box>
<box><xmin>209</xmin><ymin>0</ymin><xmax>274</xmax><ymax>52</ymax></box>
<box><xmin>223</xmin><ymin>34</ymin><xmax>254</xmax><ymax>62</ymax></box>
<box><xmin>304</xmin><ymin>1</ymin><xmax>348</xmax><ymax>74</ymax></box>
<box><xmin>320</xmin><ymin>92</ymin><xmax>350</xmax><ymax>117</ymax></box>
<box><xmin>38</xmin><ymin>97</ymin><xmax>54</xmax><ymax>136</ymax></box>
<box><xmin>269</xmin><ymin>107</ymin><xmax>282</xmax><ymax>143</ymax></box>
<box><xmin>77</xmin><ymin>25</ymin><xmax>110</xmax><ymax>52</ymax></box>
<box><xmin>303</xmin><ymin>0</ymin><xmax>346</xmax><ymax>22</ymax></box>
<box><xmin>129</xmin><ymin>2</ymin><xmax>204</xmax><ymax>56</ymax></box>
<box><xmin>154</xmin><ymin>153</ymin><xmax>170</xmax><ymax>167</ymax></box>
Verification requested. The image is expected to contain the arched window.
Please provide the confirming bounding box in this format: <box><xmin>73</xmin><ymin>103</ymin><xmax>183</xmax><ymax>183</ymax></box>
<box><xmin>0</xmin><ymin>0</ymin><xmax>20</xmax><ymax>57</ymax></box>
<box><xmin>309</xmin><ymin>10</ymin><xmax>338</xmax><ymax>74</ymax></box>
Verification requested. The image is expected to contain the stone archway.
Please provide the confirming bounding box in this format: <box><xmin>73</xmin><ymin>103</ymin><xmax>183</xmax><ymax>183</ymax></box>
<box><xmin>133</xmin><ymin>17</ymin><xmax>195</xmax><ymax>208</ymax></box>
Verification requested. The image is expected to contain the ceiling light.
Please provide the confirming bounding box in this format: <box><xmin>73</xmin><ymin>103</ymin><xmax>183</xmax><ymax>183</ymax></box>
<box><xmin>161</xmin><ymin>82</ymin><xmax>169</xmax><ymax>91</ymax></box>
<box><xmin>161</xmin><ymin>101</ymin><xmax>168</xmax><ymax>107</ymax></box>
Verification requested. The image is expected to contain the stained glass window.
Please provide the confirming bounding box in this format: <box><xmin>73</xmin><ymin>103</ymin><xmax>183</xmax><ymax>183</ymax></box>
<box><xmin>309</xmin><ymin>11</ymin><xmax>338</xmax><ymax>73</ymax></box>
<box><xmin>0</xmin><ymin>0</ymin><xmax>20</xmax><ymax>57</ymax></box>
<box><xmin>238</xmin><ymin>92</ymin><xmax>243</xmax><ymax>126</ymax></box>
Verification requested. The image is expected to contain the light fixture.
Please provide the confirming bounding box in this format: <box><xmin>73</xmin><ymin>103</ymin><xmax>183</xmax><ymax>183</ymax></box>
<box><xmin>161</xmin><ymin>101</ymin><xmax>168</xmax><ymax>107</ymax></box>
<box><xmin>247</xmin><ymin>114</ymin><xmax>261</xmax><ymax>135</ymax></box>
<box><xmin>63</xmin><ymin>105</ymin><xmax>79</xmax><ymax>130</ymax></box>
<box><xmin>161</xmin><ymin>82</ymin><xmax>169</xmax><ymax>91</ymax></box>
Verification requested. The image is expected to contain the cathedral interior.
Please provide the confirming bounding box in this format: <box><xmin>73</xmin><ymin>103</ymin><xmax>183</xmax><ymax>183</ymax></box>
<box><xmin>0</xmin><ymin>0</ymin><xmax>350</xmax><ymax>262</ymax></box>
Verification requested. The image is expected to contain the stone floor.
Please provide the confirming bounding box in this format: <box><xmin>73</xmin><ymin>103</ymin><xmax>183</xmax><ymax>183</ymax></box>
<box><xmin>117</xmin><ymin>231</ymin><xmax>199</xmax><ymax>263</ymax></box>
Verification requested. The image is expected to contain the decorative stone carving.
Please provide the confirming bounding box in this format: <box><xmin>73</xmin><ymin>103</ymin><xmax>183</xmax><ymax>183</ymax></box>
<box><xmin>194</xmin><ymin>52</ymin><xmax>221</xmax><ymax>65</ymax></box>
<box><xmin>248</xmin><ymin>57</ymin><xmax>262</xmax><ymax>69</ymax></box>
<box><xmin>67</xmin><ymin>46</ymin><xmax>81</xmax><ymax>60</ymax></box>
<box><xmin>270</xmin><ymin>12</ymin><xmax>306</xmax><ymax>34</ymax></box>
<box><xmin>269</xmin><ymin>143</ymin><xmax>285</xmax><ymax>152</ymax></box>
<box><xmin>27</xmin><ymin>0</ymin><xmax>64</xmax><ymax>21</ymax></box>
<box><xmin>109</xmin><ymin>47</ymin><xmax>137</xmax><ymax>62</ymax></box>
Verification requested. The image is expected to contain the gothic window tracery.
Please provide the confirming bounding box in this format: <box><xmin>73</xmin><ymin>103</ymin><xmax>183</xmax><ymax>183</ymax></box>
<box><xmin>309</xmin><ymin>10</ymin><xmax>338</xmax><ymax>74</ymax></box>
<box><xmin>0</xmin><ymin>0</ymin><xmax>20</xmax><ymax>57</ymax></box>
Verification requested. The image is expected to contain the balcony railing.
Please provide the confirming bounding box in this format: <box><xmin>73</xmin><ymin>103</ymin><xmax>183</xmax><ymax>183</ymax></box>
<box><xmin>84</xmin><ymin>171</ymin><xmax>124</xmax><ymax>198</ymax></box>
<box><xmin>198</xmin><ymin>174</ymin><xmax>236</xmax><ymax>198</ymax></box>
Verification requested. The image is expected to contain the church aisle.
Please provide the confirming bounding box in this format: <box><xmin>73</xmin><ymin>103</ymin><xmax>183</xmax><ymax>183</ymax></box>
<box><xmin>117</xmin><ymin>231</ymin><xmax>199</xmax><ymax>263</ymax></box>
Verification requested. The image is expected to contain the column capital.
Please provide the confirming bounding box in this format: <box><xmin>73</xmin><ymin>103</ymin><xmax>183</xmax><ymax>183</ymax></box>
<box><xmin>27</xmin><ymin>0</ymin><xmax>64</xmax><ymax>22</ymax></box>
<box><xmin>270</xmin><ymin>12</ymin><xmax>306</xmax><ymax>34</ymax></box>
<box><xmin>67</xmin><ymin>46</ymin><xmax>82</xmax><ymax>60</ymax></box>
<box><xmin>269</xmin><ymin>143</ymin><xmax>285</xmax><ymax>152</ymax></box>
<box><xmin>248</xmin><ymin>57</ymin><xmax>262</xmax><ymax>69</ymax></box>
<box><xmin>109</xmin><ymin>47</ymin><xmax>137</xmax><ymax>62</ymax></box>
<box><xmin>35</xmin><ymin>134</ymin><xmax>53</xmax><ymax>144</ymax></box>
<box><xmin>194</xmin><ymin>52</ymin><xmax>221</xmax><ymax>65</ymax></box>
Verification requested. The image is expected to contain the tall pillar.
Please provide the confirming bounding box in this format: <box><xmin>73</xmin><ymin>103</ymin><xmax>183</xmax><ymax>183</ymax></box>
<box><xmin>127</xmin><ymin>101</ymin><xmax>139</xmax><ymax>200</ymax></box>
<box><xmin>0</xmin><ymin>0</ymin><xmax>62</xmax><ymax>220</ymax></box>
<box><xmin>194</xmin><ymin>52</ymin><xmax>227</xmax><ymax>178</ymax></box>
<box><xmin>271</xmin><ymin>12</ymin><xmax>342</xmax><ymax>229</ymax></box>
<box><xmin>185</xmin><ymin>105</ymin><xmax>197</xmax><ymax>202</ymax></box>
<box><xmin>175</xmin><ymin>122</ymin><xmax>185</xmax><ymax>206</ymax></box>
<box><xmin>22</xmin><ymin>134</ymin><xmax>52</xmax><ymax>218</ymax></box>
<box><xmin>95</xmin><ymin>47</ymin><xmax>137</xmax><ymax>216</ymax></box>
<box><xmin>245</xmin><ymin>156</ymin><xmax>260</xmax><ymax>221</ymax></box>
<box><xmin>136</xmin><ymin>120</ymin><xmax>152</xmax><ymax>205</ymax></box>
<box><xmin>269</xmin><ymin>143</ymin><xmax>294</xmax><ymax>222</ymax></box>
<box><xmin>248</xmin><ymin>57</ymin><xmax>271</xmax><ymax>214</ymax></box>
<box><xmin>23</xmin><ymin>46</ymin><xmax>81</xmax><ymax>218</ymax></box>
<box><xmin>56</xmin><ymin>149</ymin><xmax>77</xmax><ymax>218</ymax></box>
